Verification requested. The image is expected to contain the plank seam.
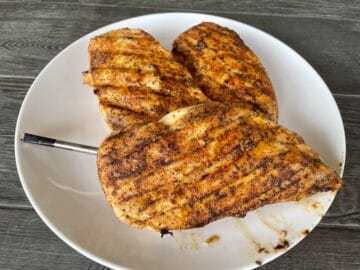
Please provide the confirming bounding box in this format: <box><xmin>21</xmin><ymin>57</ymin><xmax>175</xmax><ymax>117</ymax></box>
<box><xmin>34</xmin><ymin>1</ymin><xmax>360</xmax><ymax>22</ymax></box>
<box><xmin>0</xmin><ymin>204</ymin><xmax>34</xmax><ymax>211</ymax></box>
<box><xmin>317</xmin><ymin>223</ymin><xmax>360</xmax><ymax>230</ymax></box>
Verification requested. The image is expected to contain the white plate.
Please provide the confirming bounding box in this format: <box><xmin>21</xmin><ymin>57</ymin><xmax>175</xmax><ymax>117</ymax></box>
<box><xmin>15</xmin><ymin>13</ymin><xmax>345</xmax><ymax>270</ymax></box>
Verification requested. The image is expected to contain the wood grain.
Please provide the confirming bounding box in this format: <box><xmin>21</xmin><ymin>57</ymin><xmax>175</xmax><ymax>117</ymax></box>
<box><xmin>0</xmin><ymin>77</ymin><xmax>29</xmax><ymax>206</ymax></box>
<box><xmin>37</xmin><ymin>0</ymin><xmax>360</xmax><ymax>21</ymax></box>
<box><xmin>0</xmin><ymin>208</ymin><xmax>359</xmax><ymax>270</ymax></box>
<box><xmin>260</xmin><ymin>227</ymin><xmax>360</xmax><ymax>270</ymax></box>
<box><xmin>0</xmin><ymin>0</ymin><xmax>359</xmax><ymax>269</ymax></box>
<box><xmin>0</xmin><ymin>209</ymin><xmax>102</xmax><ymax>270</ymax></box>
<box><xmin>0</xmin><ymin>2</ymin><xmax>358</xmax><ymax>93</ymax></box>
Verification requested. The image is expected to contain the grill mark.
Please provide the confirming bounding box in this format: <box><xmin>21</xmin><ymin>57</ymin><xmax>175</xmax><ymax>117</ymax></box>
<box><xmin>102</xmin><ymin>88</ymin><xmax>204</xmax><ymax>114</ymax></box>
<box><xmin>114</xmin><ymin>115</ymin><xmax>273</xmax><ymax>202</ymax></box>
<box><xmin>190</xmin><ymin>153</ymin><xmax>289</xmax><ymax>205</ymax></box>
<box><xmin>100</xmin><ymin>105</ymin><xmax>226</xmax><ymax>171</ymax></box>
<box><xmin>100</xmin><ymin>116</ymin><xmax>222</xmax><ymax>192</ymax></box>
<box><xmin>90</xmin><ymin>68</ymin><xmax>201</xmax><ymax>101</ymax></box>
<box><xmin>102</xmin><ymin>95</ymin><xmax>178</xmax><ymax>117</ymax></box>
<box><xmin>134</xmin><ymin>135</ymin><xmax>271</xmax><ymax>215</ymax></box>
<box><xmin>198</xmin><ymin>59</ymin><xmax>273</xmax><ymax>98</ymax></box>
<box><xmin>100</xmin><ymin>104</ymin><xmax>266</xmax><ymax>197</ymax></box>
<box><xmin>100</xmin><ymin>102</ymin><xmax>158</xmax><ymax>121</ymax></box>
<box><xmin>201</xmin><ymin>76</ymin><xmax>273</xmax><ymax>111</ymax></box>
<box><xmin>99</xmin><ymin>94</ymin><xmax>172</xmax><ymax>117</ymax></box>
<box><xmin>199</xmin><ymin>56</ymin><xmax>268</xmax><ymax>86</ymax></box>
<box><xmin>177</xmin><ymin>31</ymin><xmax>262</xmax><ymax>73</ymax></box>
<box><xmin>99</xmin><ymin>125</ymin><xmax>167</xmax><ymax>164</ymax></box>
<box><xmin>137</xmin><ymin>146</ymin><xmax>298</xmax><ymax>223</ymax></box>
<box><xmin>200</xmin><ymin>85</ymin><xmax>273</xmax><ymax>120</ymax></box>
<box><xmin>175</xmin><ymin>40</ymin><xmax>274</xmax><ymax>120</ymax></box>
<box><xmin>90</xmin><ymin>50</ymin><xmax>171</xmax><ymax>62</ymax></box>
<box><xmin>124</xmin><ymin>131</ymin><xmax>286</xmax><ymax>218</ymax></box>
<box><xmin>173</xmin><ymin>24</ymin><xmax>277</xmax><ymax>122</ymax></box>
<box><xmin>100</xmin><ymin>103</ymin><xmax>155</xmax><ymax>131</ymax></box>
<box><xmin>89</xmin><ymin>67</ymin><xmax>157</xmax><ymax>76</ymax></box>
<box><xmin>185</xmin><ymin>162</ymin><xmax>316</xmax><ymax>228</ymax></box>
<box><xmin>231</xmin><ymin>172</ymin><xmax>339</xmax><ymax>219</ymax></box>
<box><xmin>205</xmin><ymin>164</ymin><xmax>305</xmax><ymax>217</ymax></box>
<box><xmin>104</xmin><ymin>104</ymin><xmax>235</xmax><ymax>162</ymax></box>
<box><xmin>100</xmin><ymin>110</ymin><xmax>342</xmax><ymax>228</ymax></box>
<box><xmin>90</xmin><ymin>51</ymin><xmax>190</xmax><ymax>75</ymax></box>
<box><xmin>193</xmin><ymin>46</ymin><xmax>266</xmax><ymax>79</ymax></box>
<box><xmin>90</xmin><ymin>41</ymin><xmax>165</xmax><ymax>55</ymax></box>
<box><xmin>199</xmin><ymin>72</ymin><xmax>271</xmax><ymax>104</ymax></box>
<box><xmin>209</xmin><ymin>158</ymin><xmax>336</xmax><ymax>220</ymax></box>
<box><xmin>196</xmin><ymin>77</ymin><xmax>273</xmax><ymax>114</ymax></box>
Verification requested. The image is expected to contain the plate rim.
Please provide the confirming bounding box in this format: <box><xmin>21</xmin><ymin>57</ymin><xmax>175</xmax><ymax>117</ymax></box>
<box><xmin>14</xmin><ymin>12</ymin><xmax>346</xmax><ymax>270</ymax></box>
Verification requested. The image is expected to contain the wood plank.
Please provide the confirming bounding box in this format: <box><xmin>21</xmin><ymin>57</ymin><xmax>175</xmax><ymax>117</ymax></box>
<box><xmin>260</xmin><ymin>227</ymin><xmax>360</xmax><ymax>269</ymax></box>
<box><xmin>0</xmin><ymin>3</ymin><xmax>358</xmax><ymax>93</ymax></box>
<box><xmin>1</xmin><ymin>0</ymin><xmax>359</xmax><ymax>269</ymax></box>
<box><xmin>0</xmin><ymin>208</ymin><xmax>358</xmax><ymax>269</ymax></box>
<box><xmin>38</xmin><ymin>0</ymin><xmax>360</xmax><ymax>21</ymax></box>
<box><xmin>0</xmin><ymin>77</ymin><xmax>30</xmax><ymax>206</ymax></box>
<box><xmin>0</xmin><ymin>208</ymin><xmax>100</xmax><ymax>269</ymax></box>
<box><xmin>0</xmin><ymin>76</ymin><xmax>359</xmax><ymax>228</ymax></box>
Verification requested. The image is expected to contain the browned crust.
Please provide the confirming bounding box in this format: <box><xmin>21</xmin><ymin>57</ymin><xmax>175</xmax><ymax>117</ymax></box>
<box><xmin>97</xmin><ymin>102</ymin><xmax>343</xmax><ymax>231</ymax></box>
<box><xmin>173</xmin><ymin>22</ymin><xmax>278</xmax><ymax>122</ymax></box>
<box><xmin>83</xmin><ymin>28</ymin><xmax>208</xmax><ymax>131</ymax></box>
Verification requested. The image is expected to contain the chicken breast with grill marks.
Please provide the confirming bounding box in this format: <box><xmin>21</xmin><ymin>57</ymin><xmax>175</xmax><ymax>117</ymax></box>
<box><xmin>83</xmin><ymin>28</ymin><xmax>208</xmax><ymax>130</ymax></box>
<box><xmin>173</xmin><ymin>22</ymin><xmax>278</xmax><ymax>122</ymax></box>
<box><xmin>97</xmin><ymin>102</ymin><xmax>343</xmax><ymax>231</ymax></box>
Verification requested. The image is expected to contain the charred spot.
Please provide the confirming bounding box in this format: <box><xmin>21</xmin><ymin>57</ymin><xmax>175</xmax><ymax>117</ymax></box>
<box><xmin>167</xmin><ymin>142</ymin><xmax>176</xmax><ymax>149</ymax></box>
<box><xmin>255</xmin><ymin>261</ymin><xmax>262</xmax><ymax>265</ymax></box>
<box><xmin>257</xmin><ymin>247</ymin><xmax>269</xmax><ymax>253</ymax></box>
<box><xmin>274</xmin><ymin>240</ymin><xmax>289</xmax><ymax>250</ymax></box>
<box><xmin>214</xmin><ymin>191</ymin><xmax>227</xmax><ymax>200</ymax></box>
<box><xmin>229</xmin><ymin>186</ymin><xmax>236</xmax><ymax>195</ymax></box>
<box><xmin>133</xmin><ymin>176</ymin><xmax>144</xmax><ymax>187</ymax></box>
<box><xmin>208</xmin><ymin>211</ymin><xmax>216</xmax><ymax>219</ymax></box>
<box><xmin>92</xmin><ymin>51</ymin><xmax>110</xmax><ymax>65</ymax></box>
<box><xmin>155</xmin><ymin>158</ymin><xmax>172</xmax><ymax>167</ymax></box>
<box><xmin>123</xmin><ymin>36</ymin><xmax>135</xmax><ymax>40</ymax></box>
<box><xmin>201</xmin><ymin>173</ymin><xmax>209</xmax><ymax>180</ymax></box>
<box><xmin>323</xmin><ymin>186</ymin><xmax>334</xmax><ymax>192</ymax></box>
<box><xmin>233</xmin><ymin>212</ymin><xmax>246</xmax><ymax>218</ymax></box>
<box><xmin>160</xmin><ymin>229</ymin><xmax>173</xmax><ymax>238</ymax></box>
<box><xmin>109</xmin><ymin>154</ymin><xmax>148</xmax><ymax>180</ymax></box>
<box><xmin>196</xmin><ymin>40</ymin><xmax>207</xmax><ymax>50</ymax></box>
<box><xmin>230</xmin><ymin>170</ymin><xmax>239</xmax><ymax>179</ymax></box>
<box><xmin>303</xmin><ymin>229</ymin><xmax>310</xmax><ymax>236</ymax></box>
<box><xmin>187</xmin><ymin>197</ymin><xmax>196</xmax><ymax>206</ymax></box>
<box><xmin>138</xmin><ymin>198</ymin><xmax>156</xmax><ymax>212</ymax></box>
<box><xmin>93</xmin><ymin>89</ymin><xmax>100</xmax><ymax>95</ymax></box>
<box><xmin>235</xmin><ymin>145</ymin><xmax>244</xmax><ymax>156</ymax></box>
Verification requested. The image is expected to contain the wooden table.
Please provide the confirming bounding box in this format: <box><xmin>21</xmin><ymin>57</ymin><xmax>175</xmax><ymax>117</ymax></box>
<box><xmin>0</xmin><ymin>1</ymin><xmax>359</xmax><ymax>269</ymax></box>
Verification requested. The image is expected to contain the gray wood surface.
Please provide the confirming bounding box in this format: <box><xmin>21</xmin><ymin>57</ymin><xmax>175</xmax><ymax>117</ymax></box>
<box><xmin>0</xmin><ymin>0</ymin><xmax>359</xmax><ymax>269</ymax></box>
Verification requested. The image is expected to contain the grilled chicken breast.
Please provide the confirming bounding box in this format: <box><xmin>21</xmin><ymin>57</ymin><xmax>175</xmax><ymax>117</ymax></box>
<box><xmin>97</xmin><ymin>102</ymin><xmax>342</xmax><ymax>231</ymax></box>
<box><xmin>83</xmin><ymin>28</ymin><xmax>208</xmax><ymax>130</ymax></box>
<box><xmin>173</xmin><ymin>22</ymin><xmax>278</xmax><ymax>122</ymax></box>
